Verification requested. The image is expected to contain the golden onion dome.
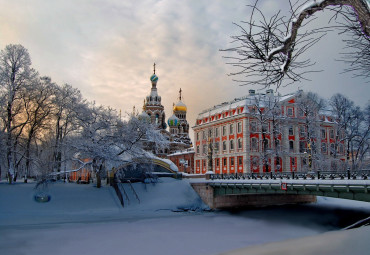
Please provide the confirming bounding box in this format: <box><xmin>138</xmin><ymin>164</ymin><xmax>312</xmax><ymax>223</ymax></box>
<box><xmin>173</xmin><ymin>100</ymin><xmax>187</xmax><ymax>112</ymax></box>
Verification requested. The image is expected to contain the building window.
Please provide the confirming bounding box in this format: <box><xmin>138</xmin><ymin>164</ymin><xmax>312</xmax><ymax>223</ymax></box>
<box><xmin>214</xmin><ymin>142</ymin><xmax>219</xmax><ymax>152</ymax></box>
<box><xmin>203</xmin><ymin>145</ymin><xmax>207</xmax><ymax>154</ymax></box>
<box><xmin>229</xmin><ymin>124</ymin><xmax>234</xmax><ymax>134</ymax></box>
<box><xmin>299</xmin><ymin>141</ymin><xmax>306</xmax><ymax>153</ymax></box>
<box><xmin>329</xmin><ymin>129</ymin><xmax>335</xmax><ymax>139</ymax></box>
<box><xmin>223</xmin><ymin>158</ymin><xmax>227</xmax><ymax>167</ymax></box>
<box><xmin>238</xmin><ymin>139</ymin><xmax>242</xmax><ymax>149</ymax></box>
<box><xmin>321</xmin><ymin>129</ymin><xmax>326</xmax><ymax>139</ymax></box>
<box><xmin>289</xmin><ymin>125</ymin><xmax>294</xmax><ymax>136</ymax></box>
<box><xmin>215</xmin><ymin>127</ymin><xmax>219</xmax><ymax>137</ymax></box>
<box><xmin>196</xmin><ymin>146</ymin><xmax>200</xmax><ymax>154</ymax></box>
<box><xmin>287</xmin><ymin>107</ymin><xmax>294</xmax><ymax>117</ymax></box>
<box><xmin>230</xmin><ymin>140</ymin><xmax>234</xmax><ymax>150</ymax></box>
<box><xmin>322</xmin><ymin>143</ymin><xmax>327</xmax><ymax>154</ymax></box>
<box><xmin>223</xmin><ymin>141</ymin><xmax>227</xmax><ymax>151</ymax></box>
<box><xmin>237</xmin><ymin>122</ymin><xmax>242</xmax><ymax>133</ymax></box>
<box><xmin>339</xmin><ymin>144</ymin><xmax>344</xmax><ymax>154</ymax></box>
<box><xmin>250</xmin><ymin>121</ymin><xmax>257</xmax><ymax>132</ymax></box>
<box><xmin>222</xmin><ymin>126</ymin><xmax>226</xmax><ymax>136</ymax></box>
<box><xmin>299</xmin><ymin>126</ymin><xmax>305</xmax><ymax>137</ymax></box>
<box><xmin>251</xmin><ymin>138</ymin><xmax>258</xmax><ymax>151</ymax></box>
<box><xmin>196</xmin><ymin>161</ymin><xmax>200</xmax><ymax>167</ymax></box>
<box><xmin>203</xmin><ymin>160</ymin><xmax>206</xmax><ymax>167</ymax></box>
<box><xmin>202</xmin><ymin>131</ymin><xmax>206</xmax><ymax>139</ymax></box>
<box><xmin>238</xmin><ymin>156</ymin><xmax>243</xmax><ymax>166</ymax></box>
<box><xmin>230</xmin><ymin>157</ymin><xmax>234</xmax><ymax>166</ymax></box>
<box><xmin>216</xmin><ymin>158</ymin><xmax>220</xmax><ymax>167</ymax></box>
<box><xmin>209</xmin><ymin>129</ymin><xmax>212</xmax><ymax>138</ymax></box>
<box><xmin>291</xmin><ymin>157</ymin><xmax>296</xmax><ymax>166</ymax></box>
<box><xmin>330</xmin><ymin>143</ymin><xmax>335</xmax><ymax>155</ymax></box>
<box><xmin>289</xmin><ymin>141</ymin><xmax>294</xmax><ymax>152</ymax></box>
<box><xmin>196</xmin><ymin>132</ymin><xmax>199</xmax><ymax>141</ymax></box>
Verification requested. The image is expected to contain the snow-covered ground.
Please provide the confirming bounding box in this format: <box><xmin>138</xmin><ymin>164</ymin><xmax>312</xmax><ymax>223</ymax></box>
<box><xmin>0</xmin><ymin>178</ymin><xmax>369</xmax><ymax>255</ymax></box>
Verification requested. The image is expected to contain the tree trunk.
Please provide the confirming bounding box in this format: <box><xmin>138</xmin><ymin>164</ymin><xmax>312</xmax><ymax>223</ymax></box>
<box><xmin>96</xmin><ymin>167</ymin><xmax>102</xmax><ymax>188</ymax></box>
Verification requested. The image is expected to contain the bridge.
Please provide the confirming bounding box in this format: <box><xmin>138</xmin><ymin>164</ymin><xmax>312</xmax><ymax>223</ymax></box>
<box><xmin>190</xmin><ymin>170</ymin><xmax>370</xmax><ymax>209</ymax></box>
<box><xmin>109</xmin><ymin>157</ymin><xmax>180</xmax><ymax>183</ymax></box>
<box><xmin>109</xmin><ymin>157</ymin><xmax>180</xmax><ymax>207</ymax></box>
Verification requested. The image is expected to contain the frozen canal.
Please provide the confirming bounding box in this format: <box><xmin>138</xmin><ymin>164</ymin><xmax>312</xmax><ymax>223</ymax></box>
<box><xmin>0</xmin><ymin>178</ymin><xmax>369</xmax><ymax>255</ymax></box>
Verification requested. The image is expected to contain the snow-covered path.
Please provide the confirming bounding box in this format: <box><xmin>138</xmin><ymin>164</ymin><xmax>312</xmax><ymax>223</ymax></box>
<box><xmin>0</xmin><ymin>178</ymin><xmax>369</xmax><ymax>255</ymax></box>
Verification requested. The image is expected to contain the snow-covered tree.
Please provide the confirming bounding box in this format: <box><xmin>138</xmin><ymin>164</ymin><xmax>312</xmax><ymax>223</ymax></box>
<box><xmin>330</xmin><ymin>94</ymin><xmax>370</xmax><ymax>169</ymax></box>
<box><xmin>51</xmin><ymin>83</ymin><xmax>85</xmax><ymax>175</ymax></box>
<box><xmin>296</xmin><ymin>91</ymin><xmax>325</xmax><ymax>171</ymax></box>
<box><xmin>71</xmin><ymin>105</ymin><xmax>169</xmax><ymax>187</ymax></box>
<box><xmin>0</xmin><ymin>44</ymin><xmax>37</xmax><ymax>183</ymax></box>
<box><xmin>21</xmin><ymin>76</ymin><xmax>55</xmax><ymax>182</ymax></box>
<box><xmin>250</xmin><ymin>94</ymin><xmax>281</xmax><ymax>172</ymax></box>
<box><xmin>222</xmin><ymin>0</ymin><xmax>370</xmax><ymax>88</ymax></box>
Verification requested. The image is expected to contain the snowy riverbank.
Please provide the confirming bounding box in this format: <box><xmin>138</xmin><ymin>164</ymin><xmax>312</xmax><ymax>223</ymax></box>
<box><xmin>0</xmin><ymin>178</ymin><xmax>369</xmax><ymax>255</ymax></box>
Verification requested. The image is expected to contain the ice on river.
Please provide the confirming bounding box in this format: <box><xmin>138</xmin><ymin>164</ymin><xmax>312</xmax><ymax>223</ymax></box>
<box><xmin>0</xmin><ymin>178</ymin><xmax>369</xmax><ymax>255</ymax></box>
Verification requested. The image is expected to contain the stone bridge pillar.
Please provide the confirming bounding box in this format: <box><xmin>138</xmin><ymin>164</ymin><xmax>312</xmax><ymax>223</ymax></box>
<box><xmin>191</xmin><ymin>183</ymin><xmax>316</xmax><ymax>209</ymax></box>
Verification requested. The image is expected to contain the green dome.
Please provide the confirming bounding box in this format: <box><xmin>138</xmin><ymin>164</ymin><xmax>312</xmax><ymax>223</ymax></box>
<box><xmin>168</xmin><ymin>114</ymin><xmax>179</xmax><ymax>127</ymax></box>
<box><xmin>150</xmin><ymin>74</ymin><xmax>158</xmax><ymax>82</ymax></box>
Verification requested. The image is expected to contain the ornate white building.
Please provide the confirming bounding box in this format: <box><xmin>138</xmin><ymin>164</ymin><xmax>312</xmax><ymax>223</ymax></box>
<box><xmin>139</xmin><ymin>64</ymin><xmax>192</xmax><ymax>156</ymax></box>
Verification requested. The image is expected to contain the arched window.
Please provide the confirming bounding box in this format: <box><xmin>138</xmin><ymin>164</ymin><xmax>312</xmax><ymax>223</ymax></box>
<box><xmin>155</xmin><ymin>114</ymin><xmax>159</xmax><ymax>124</ymax></box>
<box><xmin>230</xmin><ymin>140</ymin><xmax>234</xmax><ymax>150</ymax></box>
<box><xmin>238</xmin><ymin>139</ymin><xmax>242</xmax><ymax>149</ymax></box>
<box><xmin>223</xmin><ymin>141</ymin><xmax>227</xmax><ymax>151</ymax></box>
<box><xmin>322</xmin><ymin>143</ymin><xmax>327</xmax><ymax>154</ymax></box>
<box><xmin>251</xmin><ymin>138</ymin><xmax>258</xmax><ymax>151</ymax></box>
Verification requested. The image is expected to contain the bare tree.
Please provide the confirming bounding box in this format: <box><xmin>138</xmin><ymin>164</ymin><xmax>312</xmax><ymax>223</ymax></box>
<box><xmin>296</xmin><ymin>91</ymin><xmax>325</xmax><ymax>171</ymax></box>
<box><xmin>0</xmin><ymin>44</ymin><xmax>37</xmax><ymax>183</ymax></box>
<box><xmin>21</xmin><ymin>76</ymin><xmax>55</xmax><ymax>182</ymax></box>
<box><xmin>51</xmin><ymin>83</ymin><xmax>85</xmax><ymax>175</ymax></box>
<box><xmin>222</xmin><ymin>0</ymin><xmax>370</xmax><ymax>88</ymax></box>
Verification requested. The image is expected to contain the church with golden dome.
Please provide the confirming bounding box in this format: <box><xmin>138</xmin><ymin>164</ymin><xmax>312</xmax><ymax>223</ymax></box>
<box><xmin>140</xmin><ymin>64</ymin><xmax>192</xmax><ymax>156</ymax></box>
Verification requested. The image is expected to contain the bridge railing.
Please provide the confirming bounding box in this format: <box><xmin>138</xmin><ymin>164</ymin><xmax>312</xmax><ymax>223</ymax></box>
<box><xmin>210</xmin><ymin>170</ymin><xmax>370</xmax><ymax>181</ymax></box>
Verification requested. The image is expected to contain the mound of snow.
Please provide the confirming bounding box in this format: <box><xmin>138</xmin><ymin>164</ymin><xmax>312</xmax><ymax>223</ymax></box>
<box><xmin>0</xmin><ymin>178</ymin><xmax>207</xmax><ymax>226</ymax></box>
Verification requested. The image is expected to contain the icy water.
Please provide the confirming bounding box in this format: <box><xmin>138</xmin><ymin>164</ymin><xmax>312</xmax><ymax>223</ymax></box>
<box><xmin>1</xmin><ymin>180</ymin><xmax>369</xmax><ymax>255</ymax></box>
<box><xmin>222</xmin><ymin>202</ymin><xmax>370</xmax><ymax>231</ymax></box>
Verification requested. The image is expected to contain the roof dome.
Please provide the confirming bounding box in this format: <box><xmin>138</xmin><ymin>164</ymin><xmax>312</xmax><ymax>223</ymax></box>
<box><xmin>150</xmin><ymin>74</ymin><xmax>158</xmax><ymax>82</ymax></box>
<box><xmin>173</xmin><ymin>100</ymin><xmax>187</xmax><ymax>112</ymax></box>
<box><xmin>168</xmin><ymin>114</ymin><xmax>180</xmax><ymax>126</ymax></box>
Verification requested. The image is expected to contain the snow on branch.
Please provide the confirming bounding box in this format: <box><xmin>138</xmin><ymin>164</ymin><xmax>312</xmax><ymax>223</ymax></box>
<box><xmin>222</xmin><ymin>0</ymin><xmax>370</xmax><ymax>88</ymax></box>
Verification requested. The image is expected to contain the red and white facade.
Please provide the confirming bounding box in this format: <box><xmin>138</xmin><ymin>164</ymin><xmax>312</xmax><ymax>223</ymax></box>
<box><xmin>193</xmin><ymin>90</ymin><xmax>345</xmax><ymax>174</ymax></box>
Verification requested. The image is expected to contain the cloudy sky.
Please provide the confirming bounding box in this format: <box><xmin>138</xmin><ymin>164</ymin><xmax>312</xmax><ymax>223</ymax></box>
<box><xmin>1</xmin><ymin>0</ymin><xmax>369</xmax><ymax>140</ymax></box>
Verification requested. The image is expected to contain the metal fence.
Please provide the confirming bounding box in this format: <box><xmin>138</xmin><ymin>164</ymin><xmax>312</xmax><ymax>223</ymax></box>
<box><xmin>210</xmin><ymin>170</ymin><xmax>370</xmax><ymax>181</ymax></box>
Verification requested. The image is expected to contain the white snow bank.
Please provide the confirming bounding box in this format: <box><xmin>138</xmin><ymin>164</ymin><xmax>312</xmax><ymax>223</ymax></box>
<box><xmin>0</xmin><ymin>178</ymin><xmax>205</xmax><ymax>226</ymax></box>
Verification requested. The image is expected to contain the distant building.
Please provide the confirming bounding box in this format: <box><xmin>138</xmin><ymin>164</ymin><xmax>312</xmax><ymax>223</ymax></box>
<box><xmin>138</xmin><ymin>64</ymin><xmax>192</xmax><ymax>157</ymax></box>
<box><xmin>193</xmin><ymin>89</ymin><xmax>345</xmax><ymax>174</ymax></box>
<box><xmin>69</xmin><ymin>158</ymin><xmax>92</xmax><ymax>183</ymax></box>
<box><xmin>167</xmin><ymin>148</ymin><xmax>195</xmax><ymax>174</ymax></box>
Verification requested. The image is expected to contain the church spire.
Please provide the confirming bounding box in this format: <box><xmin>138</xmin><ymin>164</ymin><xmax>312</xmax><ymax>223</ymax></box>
<box><xmin>179</xmin><ymin>88</ymin><xmax>182</xmax><ymax>101</ymax></box>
